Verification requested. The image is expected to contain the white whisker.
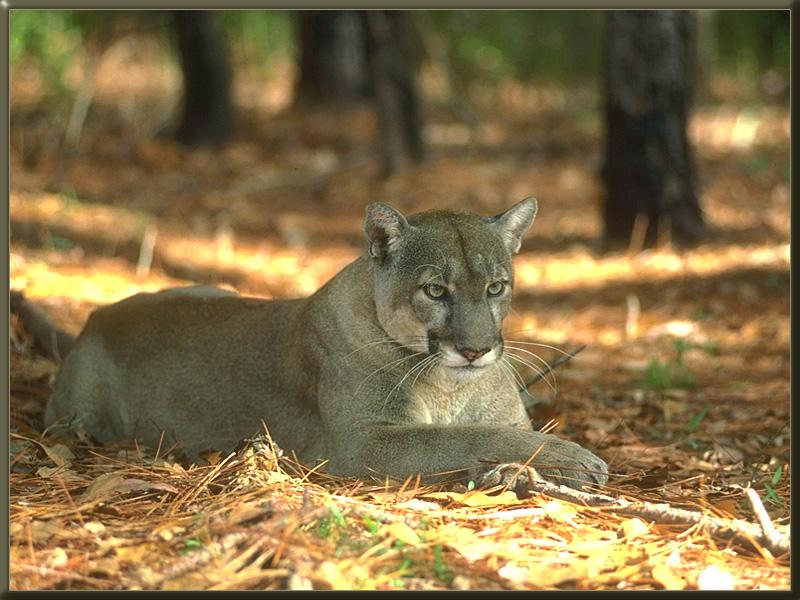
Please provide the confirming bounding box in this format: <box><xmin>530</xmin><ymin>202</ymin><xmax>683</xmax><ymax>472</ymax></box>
<box><xmin>503</xmin><ymin>343</ymin><xmax>558</xmax><ymax>390</ymax></box>
<box><xmin>354</xmin><ymin>352</ymin><xmax>426</xmax><ymax>395</ymax></box>
<box><xmin>505</xmin><ymin>351</ymin><xmax>558</xmax><ymax>395</ymax></box>
<box><xmin>346</xmin><ymin>335</ymin><xmax>429</xmax><ymax>359</ymax></box>
<box><xmin>381</xmin><ymin>354</ymin><xmax>439</xmax><ymax>415</ymax></box>
<box><xmin>503</xmin><ymin>337</ymin><xmax>574</xmax><ymax>358</ymax></box>
<box><xmin>410</xmin><ymin>352</ymin><xmax>441</xmax><ymax>390</ymax></box>
<box><xmin>498</xmin><ymin>358</ymin><xmax>526</xmax><ymax>391</ymax></box>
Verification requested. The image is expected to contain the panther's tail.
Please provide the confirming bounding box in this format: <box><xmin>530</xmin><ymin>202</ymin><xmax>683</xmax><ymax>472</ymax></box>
<box><xmin>10</xmin><ymin>290</ymin><xmax>76</xmax><ymax>362</ymax></box>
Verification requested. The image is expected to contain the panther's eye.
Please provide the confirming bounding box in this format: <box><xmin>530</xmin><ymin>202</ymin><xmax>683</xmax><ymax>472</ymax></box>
<box><xmin>423</xmin><ymin>283</ymin><xmax>446</xmax><ymax>299</ymax></box>
<box><xmin>487</xmin><ymin>281</ymin><xmax>506</xmax><ymax>296</ymax></box>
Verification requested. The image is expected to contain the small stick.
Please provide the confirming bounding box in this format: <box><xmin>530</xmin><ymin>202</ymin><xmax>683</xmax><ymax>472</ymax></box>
<box><xmin>523</xmin><ymin>344</ymin><xmax>587</xmax><ymax>390</ymax></box>
<box><xmin>524</xmin><ymin>479</ymin><xmax>790</xmax><ymax>557</ymax></box>
<box><xmin>136</xmin><ymin>222</ymin><xmax>158</xmax><ymax>279</ymax></box>
<box><xmin>628</xmin><ymin>213</ymin><xmax>649</xmax><ymax>256</ymax></box>
<box><xmin>745</xmin><ymin>487</ymin><xmax>784</xmax><ymax>554</ymax></box>
<box><xmin>16</xmin><ymin>563</ymin><xmax>108</xmax><ymax>587</ymax></box>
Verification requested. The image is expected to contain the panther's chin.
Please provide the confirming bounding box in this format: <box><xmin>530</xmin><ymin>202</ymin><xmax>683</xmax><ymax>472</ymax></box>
<box><xmin>444</xmin><ymin>360</ymin><xmax>495</xmax><ymax>381</ymax></box>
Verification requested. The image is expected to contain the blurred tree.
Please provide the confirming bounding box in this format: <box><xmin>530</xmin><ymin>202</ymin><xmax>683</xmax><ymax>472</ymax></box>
<box><xmin>363</xmin><ymin>10</ymin><xmax>424</xmax><ymax>175</ymax></box>
<box><xmin>173</xmin><ymin>10</ymin><xmax>234</xmax><ymax>146</ymax></box>
<box><xmin>294</xmin><ymin>11</ymin><xmax>371</xmax><ymax>105</ymax></box>
<box><xmin>602</xmin><ymin>10</ymin><xmax>704</xmax><ymax>250</ymax></box>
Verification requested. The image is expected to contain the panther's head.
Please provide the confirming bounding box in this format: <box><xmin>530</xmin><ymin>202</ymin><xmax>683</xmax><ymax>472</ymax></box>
<box><xmin>364</xmin><ymin>198</ymin><xmax>537</xmax><ymax>379</ymax></box>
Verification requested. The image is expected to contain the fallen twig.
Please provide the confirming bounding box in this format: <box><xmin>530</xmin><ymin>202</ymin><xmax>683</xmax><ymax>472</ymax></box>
<box><xmin>745</xmin><ymin>487</ymin><xmax>785</xmax><ymax>557</ymax></box>
<box><xmin>15</xmin><ymin>563</ymin><xmax>112</xmax><ymax>588</ymax></box>
<box><xmin>523</xmin><ymin>344</ymin><xmax>587</xmax><ymax>390</ymax></box>
<box><xmin>526</xmin><ymin>479</ymin><xmax>790</xmax><ymax>557</ymax></box>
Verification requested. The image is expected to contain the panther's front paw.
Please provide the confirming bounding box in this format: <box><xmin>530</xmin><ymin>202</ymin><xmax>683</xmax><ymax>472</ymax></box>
<box><xmin>477</xmin><ymin>438</ymin><xmax>608</xmax><ymax>494</ymax></box>
<box><xmin>475</xmin><ymin>463</ymin><xmax>546</xmax><ymax>498</ymax></box>
<box><xmin>531</xmin><ymin>437</ymin><xmax>609</xmax><ymax>490</ymax></box>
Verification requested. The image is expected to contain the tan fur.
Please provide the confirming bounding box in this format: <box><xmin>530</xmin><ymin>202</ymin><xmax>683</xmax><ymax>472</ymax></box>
<box><xmin>46</xmin><ymin>199</ymin><xmax>608</xmax><ymax>490</ymax></box>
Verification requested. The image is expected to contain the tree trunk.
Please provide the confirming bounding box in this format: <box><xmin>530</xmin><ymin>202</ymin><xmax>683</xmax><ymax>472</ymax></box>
<box><xmin>363</xmin><ymin>10</ymin><xmax>424</xmax><ymax>175</ymax></box>
<box><xmin>173</xmin><ymin>10</ymin><xmax>234</xmax><ymax>146</ymax></box>
<box><xmin>294</xmin><ymin>10</ymin><xmax>371</xmax><ymax>106</ymax></box>
<box><xmin>601</xmin><ymin>10</ymin><xmax>704</xmax><ymax>250</ymax></box>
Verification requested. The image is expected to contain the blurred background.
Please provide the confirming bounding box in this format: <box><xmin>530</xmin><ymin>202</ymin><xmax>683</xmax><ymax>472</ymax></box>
<box><xmin>10</xmin><ymin>10</ymin><xmax>790</xmax><ymax>509</ymax></box>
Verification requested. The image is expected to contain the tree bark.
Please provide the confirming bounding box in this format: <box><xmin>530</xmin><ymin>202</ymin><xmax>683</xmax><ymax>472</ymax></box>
<box><xmin>173</xmin><ymin>11</ymin><xmax>234</xmax><ymax>146</ymax></box>
<box><xmin>602</xmin><ymin>10</ymin><xmax>704</xmax><ymax>250</ymax></box>
<box><xmin>294</xmin><ymin>10</ymin><xmax>371</xmax><ymax>106</ymax></box>
<box><xmin>363</xmin><ymin>10</ymin><xmax>424</xmax><ymax>175</ymax></box>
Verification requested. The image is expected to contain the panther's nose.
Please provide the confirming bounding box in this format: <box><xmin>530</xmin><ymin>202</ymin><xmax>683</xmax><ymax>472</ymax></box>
<box><xmin>458</xmin><ymin>347</ymin><xmax>491</xmax><ymax>362</ymax></box>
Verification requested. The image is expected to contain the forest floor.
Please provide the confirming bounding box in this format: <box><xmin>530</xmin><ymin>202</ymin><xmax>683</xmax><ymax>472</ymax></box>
<box><xmin>9</xmin><ymin>53</ymin><xmax>790</xmax><ymax>590</ymax></box>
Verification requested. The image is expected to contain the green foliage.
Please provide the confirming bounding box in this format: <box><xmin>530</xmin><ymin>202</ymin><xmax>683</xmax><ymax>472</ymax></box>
<box><xmin>771</xmin><ymin>464</ymin><xmax>783</xmax><ymax>486</ymax></box>
<box><xmin>427</xmin><ymin>11</ymin><xmax>604</xmax><ymax>85</ymax></box>
<box><xmin>50</xmin><ymin>235</ymin><xmax>74</xmax><ymax>251</ymax></box>
<box><xmin>691</xmin><ymin>306</ymin><xmax>713</xmax><ymax>321</ymax></box>
<box><xmin>715</xmin><ymin>10</ymin><xmax>789</xmax><ymax>81</ymax></box>
<box><xmin>179</xmin><ymin>537</ymin><xmax>204</xmax><ymax>554</ymax></box>
<box><xmin>762</xmin><ymin>464</ymin><xmax>784</xmax><ymax>506</ymax></box>
<box><xmin>639</xmin><ymin>355</ymin><xmax>695</xmax><ymax>391</ymax></box>
<box><xmin>329</xmin><ymin>504</ymin><xmax>346</xmax><ymax>527</ymax></box>
<box><xmin>432</xmin><ymin>545</ymin><xmax>452</xmax><ymax>583</ymax></box>
<box><xmin>316</xmin><ymin>515</ymin><xmax>332</xmax><ymax>538</ymax></box>
<box><xmin>221</xmin><ymin>11</ymin><xmax>296</xmax><ymax>69</ymax></box>
<box><xmin>362</xmin><ymin>514</ymin><xmax>379</xmax><ymax>534</ymax></box>
<box><xmin>10</xmin><ymin>10</ymin><xmax>85</xmax><ymax>93</ymax></box>
<box><xmin>10</xmin><ymin>9</ymin><xmax>789</xmax><ymax>106</ymax></box>
<box><xmin>10</xmin><ymin>10</ymin><xmax>169</xmax><ymax>96</ymax></box>
<box><xmin>684</xmin><ymin>408</ymin><xmax>708</xmax><ymax>434</ymax></box>
<box><xmin>638</xmin><ymin>338</ymin><xmax>718</xmax><ymax>391</ymax></box>
<box><xmin>677</xmin><ymin>407</ymin><xmax>708</xmax><ymax>449</ymax></box>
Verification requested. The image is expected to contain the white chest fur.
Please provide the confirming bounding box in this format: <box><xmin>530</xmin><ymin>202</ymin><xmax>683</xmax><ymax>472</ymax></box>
<box><xmin>409</xmin><ymin>363</ymin><xmax>516</xmax><ymax>425</ymax></box>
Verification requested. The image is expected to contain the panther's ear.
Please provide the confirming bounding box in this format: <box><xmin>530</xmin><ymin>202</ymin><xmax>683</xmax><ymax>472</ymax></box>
<box><xmin>364</xmin><ymin>202</ymin><xmax>411</xmax><ymax>262</ymax></box>
<box><xmin>489</xmin><ymin>197</ymin><xmax>538</xmax><ymax>255</ymax></box>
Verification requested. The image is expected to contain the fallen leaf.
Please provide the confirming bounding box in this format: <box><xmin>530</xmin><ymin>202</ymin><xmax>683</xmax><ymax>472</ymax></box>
<box><xmin>200</xmin><ymin>450</ymin><xmax>222</xmax><ymax>465</ymax></box>
<box><xmin>652</xmin><ymin>563</ymin><xmax>686</xmax><ymax>590</ymax></box>
<box><xmin>394</xmin><ymin>498</ymin><xmax>440</xmax><ymax>511</ymax></box>
<box><xmin>569</xmin><ymin>538</ymin><xmax>615</xmax><ymax>558</ymax></box>
<box><xmin>617</xmin><ymin>517</ymin><xmax>650</xmax><ymax>539</ymax></box>
<box><xmin>318</xmin><ymin>561</ymin><xmax>350</xmax><ymax>589</ymax></box>
<box><xmin>386</xmin><ymin>522</ymin><xmax>420</xmax><ymax>546</ymax></box>
<box><xmin>155</xmin><ymin>526</ymin><xmax>185</xmax><ymax>542</ymax></box>
<box><xmin>114</xmin><ymin>478</ymin><xmax>179</xmax><ymax>495</ymax></box>
<box><xmin>29</xmin><ymin>520</ymin><xmax>69</xmax><ymax>544</ymax></box>
<box><xmin>288</xmin><ymin>573</ymin><xmax>314</xmax><ymax>590</ymax></box>
<box><xmin>115</xmin><ymin>543</ymin><xmax>159</xmax><ymax>564</ymax></box>
<box><xmin>434</xmin><ymin>525</ymin><xmax>498</xmax><ymax>561</ymax></box>
<box><xmin>697</xmin><ymin>564</ymin><xmax>736</xmax><ymax>590</ymax></box>
<box><xmin>46</xmin><ymin>547</ymin><xmax>69</xmax><ymax>568</ymax></box>
<box><xmin>83</xmin><ymin>521</ymin><xmax>106</xmax><ymax>535</ymax></box>
<box><xmin>542</xmin><ymin>500</ymin><xmax>579</xmax><ymax>525</ymax></box>
<box><xmin>423</xmin><ymin>490</ymin><xmax>519</xmax><ymax>507</ymax></box>
<box><xmin>527</xmin><ymin>559</ymin><xmax>593</xmax><ymax>587</ymax></box>
<box><xmin>266</xmin><ymin>471</ymin><xmax>292</xmax><ymax>484</ymax></box>
<box><xmin>36</xmin><ymin>466</ymin><xmax>84</xmax><ymax>482</ymax></box>
<box><xmin>78</xmin><ymin>473</ymin><xmax>125</xmax><ymax>503</ymax></box>
<box><xmin>451</xmin><ymin>538</ymin><xmax>498</xmax><ymax>561</ymax></box>
<box><xmin>498</xmin><ymin>562</ymin><xmax>528</xmax><ymax>583</ymax></box>
<box><xmin>10</xmin><ymin>439</ymin><xmax>32</xmax><ymax>457</ymax></box>
<box><xmin>461</xmin><ymin>491</ymin><xmax>520</xmax><ymax>507</ymax></box>
<box><xmin>42</xmin><ymin>443</ymin><xmax>75</xmax><ymax>467</ymax></box>
<box><xmin>711</xmin><ymin>497</ymin><xmax>741</xmax><ymax>518</ymax></box>
<box><xmin>471</xmin><ymin>507</ymin><xmax>543</xmax><ymax>521</ymax></box>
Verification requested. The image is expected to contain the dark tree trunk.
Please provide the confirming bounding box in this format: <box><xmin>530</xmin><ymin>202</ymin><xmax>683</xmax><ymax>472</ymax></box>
<box><xmin>173</xmin><ymin>11</ymin><xmax>234</xmax><ymax>146</ymax></box>
<box><xmin>363</xmin><ymin>10</ymin><xmax>424</xmax><ymax>175</ymax></box>
<box><xmin>294</xmin><ymin>10</ymin><xmax>371</xmax><ymax>105</ymax></box>
<box><xmin>602</xmin><ymin>10</ymin><xmax>704</xmax><ymax>250</ymax></box>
